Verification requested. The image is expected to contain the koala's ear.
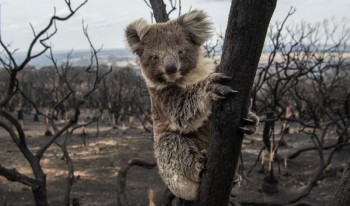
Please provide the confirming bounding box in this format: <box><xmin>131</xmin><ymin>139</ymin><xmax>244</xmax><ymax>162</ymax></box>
<box><xmin>125</xmin><ymin>19</ymin><xmax>150</xmax><ymax>56</ymax></box>
<box><xmin>177</xmin><ymin>10</ymin><xmax>213</xmax><ymax>46</ymax></box>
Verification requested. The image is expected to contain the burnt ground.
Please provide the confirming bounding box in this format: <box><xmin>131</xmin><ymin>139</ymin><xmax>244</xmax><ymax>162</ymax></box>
<box><xmin>0</xmin><ymin>113</ymin><xmax>349</xmax><ymax>206</ymax></box>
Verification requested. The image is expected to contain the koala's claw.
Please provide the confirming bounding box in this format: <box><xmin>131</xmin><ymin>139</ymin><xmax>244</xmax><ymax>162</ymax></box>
<box><xmin>207</xmin><ymin>73</ymin><xmax>238</xmax><ymax>101</ymax></box>
<box><xmin>240</xmin><ymin>116</ymin><xmax>258</xmax><ymax>135</ymax></box>
<box><xmin>210</xmin><ymin>90</ymin><xmax>237</xmax><ymax>101</ymax></box>
<box><xmin>209</xmin><ymin>73</ymin><xmax>231</xmax><ymax>83</ymax></box>
<box><xmin>233</xmin><ymin>174</ymin><xmax>242</xmax><ymax>187</ymax></box>
<box><xmin>210</xmin><ymin>93</ymin><xmax>226</xmax><ymax>101</ymax></box>
<box><xmin>239</xmin><ymin>126</ymin><xmax>256</xmax><ymax>135</ymax></box>
<box><xmin>228</xmin><ymin>89</ymin><xmax>239</xmax><ymax>94</ymax></box>
<box><xmin>242</xmin><ymin>117</ymin><xmax>256</xmax><ymax>124</ymax></box>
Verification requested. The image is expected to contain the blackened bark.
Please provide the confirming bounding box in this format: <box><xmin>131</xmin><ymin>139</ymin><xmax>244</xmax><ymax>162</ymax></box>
<box><xmin>32</xmin><ymin>184</ymin><xmax>48</xmax><ymax>206</ymax></box>
<box><xmin>149</xmin><ymin>0</ymin><xmax>169</xmax><ymax>23</ymax></box>
<box><xmin>326</xmin><ymin>162</ymin><xmax>350</xmax><ymax>206</ymax></box>
<box><xmin>32</xmin><ymin>158</ymin><xmax>49</xmax><ymax>206</ymax></box>
<box><xmin>198</xmin><ymin>1</ymin><xmax>276</xmax><ymax>205</ymax></box>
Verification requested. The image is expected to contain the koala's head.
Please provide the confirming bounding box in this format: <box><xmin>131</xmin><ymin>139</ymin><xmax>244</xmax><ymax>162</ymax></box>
<box><xmin>125</xmin><ymin>10</ymin><xmax>212</xmax><ymax>87</ymax></box>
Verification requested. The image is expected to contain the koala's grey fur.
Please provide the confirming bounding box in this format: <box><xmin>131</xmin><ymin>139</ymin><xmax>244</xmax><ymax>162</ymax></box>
<box><xmin>125</xmin><ymin>10</ymin><xmax>257</xmax><ymax>200</ymax></box>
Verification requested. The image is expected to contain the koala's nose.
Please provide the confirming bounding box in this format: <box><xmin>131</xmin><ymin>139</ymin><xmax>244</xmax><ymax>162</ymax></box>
<box><xmin>165</xmin><ymin>65</ymin><xmax>177</xmax><ymax>74</ymax></box>
<box><xmin>164</xmin><ymin>55</ymin><xmax>177</xmax><ymax>74</ymax></box>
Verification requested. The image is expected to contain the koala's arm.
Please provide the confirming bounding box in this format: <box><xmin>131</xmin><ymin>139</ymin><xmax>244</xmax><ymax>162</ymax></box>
<box><xmin>165</xmin><ymin>82</ymin><xmax>210</xmax><ymax>131</ymax></box>
<box><xmin>154</xmin><ymin>73</ymin><xmax>235</xmax><ymax>132</ymax></box>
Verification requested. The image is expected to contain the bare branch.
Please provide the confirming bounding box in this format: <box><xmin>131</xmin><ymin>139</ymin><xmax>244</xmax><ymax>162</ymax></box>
<box><xmin>0</xmin><ymin>111</ymin><xmax>35</xmax><ymax>162</ymax></box>
<box><xmin>167</xmin><ymin>0</ymin><xmax>177</xmax><ymax>17</ymax></box>
<box><xmin>0</xmin><ymin>164</ymin><xmax>39</xmax><ymax>188</ymax></box>
<box><xmin>116</xmin><ymin>159</ymin><xmax>157</xmax><ymax>206</ymax></box>
<box><xmin>55</xmin><ymin>134</ymin><xmax>75</xmax><ymax>206</ymax></box>
<box><xmin>18</xmin><ymin>0</ymin><xmax>88</xmax><ymax>71</ymax></box>
<box><xmin>143</xmin><ymin>0</ymin><xmax>152</xmax><ymax>9</ymax></box>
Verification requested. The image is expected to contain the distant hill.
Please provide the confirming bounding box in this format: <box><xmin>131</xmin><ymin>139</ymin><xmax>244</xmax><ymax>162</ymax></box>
<box><xmin>7</xmin><ymin>44</ymin><xmax>349</xmax><ymax>68</ymax></box>
<box><xmin>11</xmin><ymin>49</ymin><xmax>137</xmax><ymax>68</ymax></box>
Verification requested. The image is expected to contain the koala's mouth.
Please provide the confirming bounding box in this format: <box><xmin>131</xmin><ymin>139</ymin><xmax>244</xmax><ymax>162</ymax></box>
<box><xmin>164</xmin><ymin>72</ymin><xmax>183</xmax><ymax>83</ymax></box>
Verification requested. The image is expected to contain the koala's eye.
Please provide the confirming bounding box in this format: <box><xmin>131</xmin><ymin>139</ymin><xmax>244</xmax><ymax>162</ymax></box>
<box><xmin>150</xmin><ymin>55</ymin><xmax>159</xmax><ymax>61</ymax></box>
<box><xmin>178</xmin><ymin>49</ymin><xmax>185</xmax><ymax>55</ymax></box>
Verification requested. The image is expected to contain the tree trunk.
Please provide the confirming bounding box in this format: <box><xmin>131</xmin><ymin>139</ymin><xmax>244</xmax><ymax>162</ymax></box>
<box><xmin>32</xmin><ymin>184</ymin><xmax>48</xmax><ymax>206</ymax></box>
<box><xmin>198</xmin><ymin>1</ymin><xmax>276</xmax><ymax>205</ymax></box>
<box><xmin>32</xmin><ymin>158</ymin><xmax>49</xmax><ymax>206</ymax></box>
<box><xmin>326</xmin><ymin>162</ymin><xmax>350</xmax><ymax>206</ymax></box>
<box><xmin>149</xmin><ymin>0</ymin><xmax>169</xmax><ymax>23</ymax></box>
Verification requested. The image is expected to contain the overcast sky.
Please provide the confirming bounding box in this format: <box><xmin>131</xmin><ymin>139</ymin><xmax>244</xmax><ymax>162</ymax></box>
<box><xmin>0</xmin><ymin>0</ymin><xmax>349</xmax><ymax>52</ymax></box>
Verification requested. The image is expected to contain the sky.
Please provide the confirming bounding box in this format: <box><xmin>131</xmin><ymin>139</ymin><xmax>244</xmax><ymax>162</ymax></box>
<box><xmin>0</xmin><ymin>0</ymin><xmax>349</xmax><ymax>53</ymax></box>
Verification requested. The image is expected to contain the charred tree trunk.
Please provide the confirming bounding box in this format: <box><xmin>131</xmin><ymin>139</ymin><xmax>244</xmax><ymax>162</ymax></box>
<box><xmin>149</xmin><ymin>0</ymin><xmax>169</xmax><ymax>23</ymax></box>
<box><xmin>32</xmin><ymin>159</ymin><xmax>49</xmax><ymax>206</ymax></box>
<box><xmin>32</xmin><ymin>184</ymin><xmax>48</xmax><ymax>206</ymax></box>
<box><xmin>198</xmin><ymin>1</ymin><xmax>276</xmax><ymax>205</ymax></box>
<box><xmin>326</xmin><ymin>162</ymin><xmax>350</xmax><ymax>206</ymax></box>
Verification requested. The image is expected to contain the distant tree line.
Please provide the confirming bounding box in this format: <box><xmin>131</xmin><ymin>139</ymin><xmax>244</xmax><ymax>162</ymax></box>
<box><xmin>0</xmin><ymin>63</ymin><xmax>152</xmax><ymax>130</ymax></box>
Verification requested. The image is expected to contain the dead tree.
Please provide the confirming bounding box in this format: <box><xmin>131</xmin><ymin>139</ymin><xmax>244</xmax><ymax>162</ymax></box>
<box><xmin>144</xmin><ymin>0</ymin><xmax>181</xmax><ymax>23</ymax></box>
<box><xmin>0</xmin><ymin>1</ymin><xmax>111</xmax><ymax>205</ymax></box>
<box><xmin>146</xmin><ymin>0</ymin><xmax>169</xmax><ymax>22</ymax></box>
<box><xmin>198</xmin><ymin>1</ymin><xmax>276</xmax><ymax>205</ymax></box>
<box><xmin>238</xmin><ymin>15</ymin><xmax>350</xmax><ymax>206</ymax></box>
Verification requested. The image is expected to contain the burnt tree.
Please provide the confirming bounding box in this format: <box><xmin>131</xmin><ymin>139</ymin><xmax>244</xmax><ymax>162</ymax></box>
<box><xmin>0</xmin><ymin>1</ymin><xmax>111</xmax><ymax>205</ymax></box>
<box><xmin>148</xmin><ymin>0</ymin><xmax>169</xmax><ymax>22</ymax></box>
<box><xmin>198</xmin><ymin>0</ymin><xmax>276</xmax><ymax>205</ymax></box>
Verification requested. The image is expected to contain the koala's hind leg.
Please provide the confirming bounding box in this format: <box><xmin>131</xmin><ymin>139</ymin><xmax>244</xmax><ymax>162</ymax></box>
<box><xmin>154</xmin><ymin>133</ymin><xmax>205</xmax><ymax>200</ymax></box>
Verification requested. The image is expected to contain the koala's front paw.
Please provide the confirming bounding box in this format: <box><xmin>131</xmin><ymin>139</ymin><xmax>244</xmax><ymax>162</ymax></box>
<box><xmin>206</xmin><ymin>73</ymin><xmax>237</xmax><ymax>101</ymax></box>
<box><xmin>240</xmin><ymin>112</ymin><xmax>259</xmax><ymax>135</ymax></box>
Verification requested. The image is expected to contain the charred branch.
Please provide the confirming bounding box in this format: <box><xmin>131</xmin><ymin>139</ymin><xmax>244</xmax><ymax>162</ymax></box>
<box><xmin>116</xmin><ymin>159</ymin><xmax>157</xmax><ymax>206</ymax></box>
<box><xmin>0</xmin><ymin>164</ymin><xmax>39</xmax><ymax>188</ymax></box>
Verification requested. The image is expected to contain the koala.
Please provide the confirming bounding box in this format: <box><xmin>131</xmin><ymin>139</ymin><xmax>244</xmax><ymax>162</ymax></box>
<box><xmin>125</xmin><ymin>10</ymin><xmax>258</xmax><ymax>200</ymax></box>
